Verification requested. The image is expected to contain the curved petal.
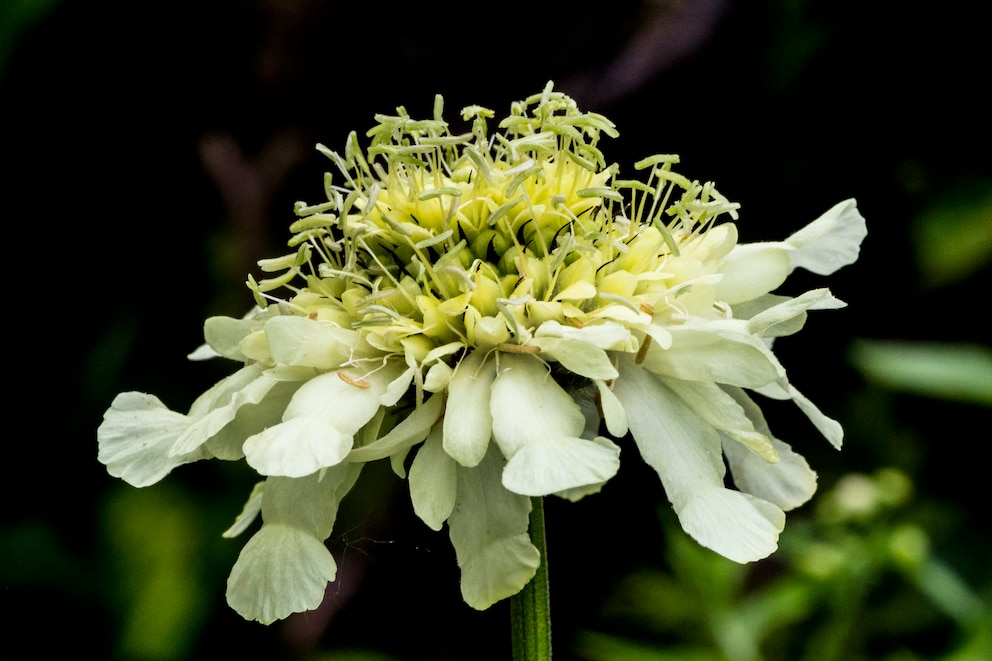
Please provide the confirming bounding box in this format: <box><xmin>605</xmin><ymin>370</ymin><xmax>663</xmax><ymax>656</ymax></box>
<box><xmin>263</xmin><ymin>466</ymin><xmax>362</xmax><ymax>538</ymax></box>
<box><xmin>348</xmin><ymin>393</ymin><xmax>444</xmax><ymax>462</ymax></box>
<box><xmin>594</xmin><ymin>378</ymin><xmax>628</xmax><ymax>437</ymax></box>
<box><xmin>641</xmin><ymin>322</ymin><xmax>785</xmax><ymax>388</ymax></box>
<box><xmin>745</xmin><ymin>289</ymin><xmax>845</xmax><ymax>336</ymax></box>
<box><xmin>720</xmin><ymin>386</ymin><xmax>817</xmax><ymax>511</ymax></box>
<box><xmin>447</xmin><ymin>446</ymin><xmax>540</xmax><ymax>610</ymax></box>
<box><xmin>226</xmin><ymin>524</ymin><xmax>337</xmax><ymax>625</ymax></box>
<box><xmin>677</xmin><ymin>489</ymin><xmax>785</xmax><ymax>563</ymax></box>
<box><xmin>490</xmin><ymin>353</ymin><xmax>584</xmax><ymax>458</ymax></box>
<box><xmin>502</xmin><ymin>435</ymin><xmax>620</xmax><ymax>497</ymax></box>
<box><xmin>788</xmin><ymin>382</ymin><xmax>844</xmax><ymax>449</ymax></box>
<box><xmin>443</xmin><ymin>349</ymin><xmax>496</xmax><ymax>467</ymax></box>
<box><xmin>532</xmin><ymin>336</ymin><xmax>619</xmax><ymax>380</ymax></box>
<box><xmin>664</xmin><ymin>378</ymin><xmax>777</xmax><ymax>462</ymax></box>
<box><xmin>409</xmin><ymin>425</ymin><xmax>457</xmax><ymax>530</ymax></box>
<box><xmin>263</xmin><ymin>314</ymin><xmax>361</xmax><ymax>370</ymax></box>
<box><xmin>724</xmin><ymin>436</ymin><xmax>817</xmax><ymax>511</ymax></box>
<box><xmin>716</xmin><ymin>244</ymin><xmax>791</xmax><ymax>304</ymax></box>
<box><xmin>97</xmin><ymin>392</ymin><xmax>201</xmax><ymax>487</ymax></box>
<box><xmin>784</xmin><ymin>198</ymin><xmax>867</xmax><ymax>275</ymax></box>
<box><xmin>244</xmin><ymin>416</ymin><xmax>353</xmax><ymax>478</ymax></box>
<box><xmin>613</xmin><ymin>358</ymin><xmax>783</xmax><ymax>562</ymax></box>
<box><xmin>172</xmin><ymin>364</ymin><xmax>277</xmax><ymax>456</ymax></box>
<box><xmin>244</xmin><ymin>366</ymin><xmax>401</xmax><ymax>476</ymax></box>
<box><xmin>203</xmin><ymin>309</ymin><xmax>269</xmax><ymax>362</ymax></box>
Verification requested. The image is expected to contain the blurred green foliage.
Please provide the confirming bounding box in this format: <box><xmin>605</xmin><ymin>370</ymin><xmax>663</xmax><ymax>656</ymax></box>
<box><xmin>573</xmin><ymin>468</ymin><xmax>991</xmax><ymax>661</ymax></box>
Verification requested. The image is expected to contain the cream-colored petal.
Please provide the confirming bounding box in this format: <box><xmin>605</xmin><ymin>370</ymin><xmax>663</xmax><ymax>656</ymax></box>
<box><xmin>716</xmin><ymin>244</ymin><xmax>791</xmax><ymax>304</ymax></box>
<box><xmin>262</xmin><ymin>466</ymin><xmax>361</xmax><ymax>538</ymax></box>
<box><xmin>203</xmin><ymin>379</ymin><xmax>302</xmax><ymax>461</ymax></box>
<box><xmin>172</xmin><ymin>364</ymin><xmax>280</xmax><ymax>456</ymax></box>
<box><xmin>447</xmin><ymin>447</ymin><xmax>540</xmax><ymax>610</ymax></box>
<box><xmin>203</xmin><ymin>309</ymin><xmax>270</xmax><ymax>362</ymax></box>
<box><xmin>97</xmin><ymin>392</ymin><xmax>201</xmax><ymax>487</ymax></box>
<box><xmin>641</xmin><ymin>322</ymin><xmax>785</xmax><ymax>388</ymax></box>
<box><xmin>788</xmin><ymin>382</ymin><xmax>844</xmax><ymax>449</ymax></box>
<box><xmin>264</xmin><ymin>314</ymin><xmax>360</xmax><ymax>370</ymax></box>
<box><xmin>223</xmin><ymin>481</ymin><xmax>264</xmax><ymax>538</ymax></box>
<box><xmin>226</xmin><ymin>524</ymin><xmax>337</xmax><ymax>625</ymax></box>
<box><xmin>535</xmin><ymin>319</ymin><xmax>634</xmax><ymax>350</ymax></box>
<box><xmin>594</xmin><ymin>378</ymin><xmax>628</xmax><ymax>437</ymax></box>
<box><xmin>490</xmin><ymin>353</ymin><xmax>584</xmax><ymax>458</ymax></box>
<box><xmin>613</xmin><ymin>359</ymin><xmax>783</xmax><ymax>563</ymax></box>
<box><xmin>244</xmin><ymin>417</ymin><xmax>354</xmax><ymax>478</ymax></box>
<box><xmin>676</xmin><ymin>488</ymin><xmax>785</xmax><ymax>563</ymax></box>
<box><xmin>664</xmin><ymin>378</ymin><xmax>778</xmax><ymax>462</ymax></box>
<box><xmin>409</xmin><ymin>425</ymin><xmax>458</xmax><ymax>530</ymax></box>
<box><xmin>724</xmin><ymin>436</ymin><xmax>817</xmax><ymax>511</ymax></box>
<box><xmin>784</xmin><ymin>198</ymin><xmax>867</xmax><ymax>275</ymax></box>
<box><xmin>532</xmin><ymin>336</ymin><xmax>619</xmax><ymax>380</ymax></box>
<box><xmin>443</xmin><ymin>349</ymin><xmax>496</xmax><ymax>467</ymax></box>
<box><xmin>502</xmin><ymin>435</ymin><xmax>620</xmax><ymax>497</ymax></box>
<box><xmin>347</xmin><ymin>394</ymin><xmax>444</xmax><ymax>462</ymax></box>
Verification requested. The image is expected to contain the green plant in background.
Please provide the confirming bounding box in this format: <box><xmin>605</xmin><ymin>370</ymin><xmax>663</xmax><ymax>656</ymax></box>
<box><xmin>575</xmin><ymin>468</ymin><xmax>991</xmax><ymax>661</ymax></box>
<box><xmin>96</xmin><ymin>83</ymin><xmax>865</xmax><ymax>658</ymax></box>
<box><xmin>849</xmin><ymin>180</ymin><xmax>992</xmax><ymax>409</ymax></box>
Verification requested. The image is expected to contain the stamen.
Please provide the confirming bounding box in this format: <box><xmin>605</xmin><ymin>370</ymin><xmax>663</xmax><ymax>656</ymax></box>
<box><xmin>635</xmin><ymin>333</ymin><xmax>653</xmax><ymax>365</ymax></box>
<box><xmin>337</xmin><ymin>370</ymin><xmax>371</xmax><ymax>389</ymax></box>
<box><xmin>496</xmin><ymin>342</ymin><xmax>541</xmax><ymax>354</ymax></box>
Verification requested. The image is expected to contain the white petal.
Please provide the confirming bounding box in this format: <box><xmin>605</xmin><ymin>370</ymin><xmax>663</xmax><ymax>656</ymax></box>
<box><xmin>502</xmin><ymin>435</ymin><xmax>620</xmax><ymax>497</ymax></box>
<box><xmin>490</xmin><ymin>354</ymin><xmax>584</xmax><ymax>458</ymax></box>
<box><xmin>664</xmin><ymin>379</ymin><xmax>778</xmax><ymax>462</ymax></box>
<box><xmin>244</xmin><ymin>366</ymin><xmax>402</xmax><ymax>476</ymax></box>
<box><xmin>613</xmin><ymin>360</ymin><xmax>783</xmax><ymax>563</ymax></box>
<box><xmin>262</xmin><ymin>467</ymin><xmax>361</xmax><ymax>538</ymax></box>
<box><xmin>532</xmin><ymin>336</ymin><xmax>619</xmax><ymax>380</ymax></box>
<box><xmin>593</xmin><ymin>378</ymin><xmax>628</xmax><ymax>437</ymax></box>
<box><xmin>226</xmin><ymin>524</ymin><xmax>337</xmax><ymax>624</ymax></box>
<box><xmin>172</xmin><ymin>364</ymin><xmax>277</xmax><ymax>456</ymax></box>
<box><xmin>443</xmin><ymin>349</ymin><xmax>496</xmax><ymax>467</ymax></box>
<box><xmin>202</xmin><ymin>307</ymin><xmax>271</xmax><ymax>361</ymax></box>
<box><xmin>720</xmin><ymin>386</ymin><xmax>818</xmax><ymax>511</ymax></box>
<box><xmin>743</xmin><ymin>288</ymin><xmax>845</xmax><ymax>338</ymax></box>
<box><xmin>677</xmin><ymin>489</ymin><xmax>785</xmax><ymax>563</ymax></box>
<box><xmin>409</xmin><ymin>425</ymin><xmax>457</xmax><ymax>530</ymax></box>
<box><xmin>724</xmin><ymin>436</ymin><xmax>817</xmax><ymax>511</ymax></box>
<box><xmin>716</xmin><ymin>244</ymin><xmax>791</xmax><ymax>304</ymax></box>
<box><xmin>784</xmin><ymin>198</ymin><xmax>867</xmax><ymax>275</ymax></box>
<box><xmin>347</xmin><ymin>394</ymin><xmax>444</xmax><ymax>462</ymax></box>
<box><xmin>223</xmin><ymin>481</ymin><xmax>264</xmax><ymax>538</ymax></box>
<box><xmin>447</xmin><ymin>447</ymin><xmax>540</xmax><ymax>610</ymax></box>
<box><xmin>423</xmin><ymin>360</ymin><xmax>453</xmax><ymax>392</ymax></box>
<box><xmin>642</xmin><ymin>323</ymin><xmax>785</xmax><ymax>388</ymax></box>
<box><xmin>203</xmin><ymin>379</ymin><xmax>302</xmax><ymax>461</ymax></box>
<box><xmin>97</xmin><ymin>392</ymin><xmax>201</xmax><ymax>487</ymax></box>
<box><xmin>788</xmin><ymin>382</ymin><xmax>844</xmax><ymax>449</ymax></box>
<box><xmin>535</xmin><ymin>319</ymin><xmax>634</xmax><ymax>350</ymax></box>
<box><xmin>613</xmin><ymin>360</ymin><xmax>725</xmax><ymax>506</ymax></box>
<box><xmin>244</xmin><ymin>417</ymin><xmax>354</xmax><ymax>478</ymax></box>
<box><xmin>264</xmin><ymin>314</ymin><xmax>358</xmax><ymax>370</ymax></box>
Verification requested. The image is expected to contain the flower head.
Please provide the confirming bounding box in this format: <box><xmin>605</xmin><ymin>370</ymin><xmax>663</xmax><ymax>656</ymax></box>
<box><xmin>98</xmin><ymin>83</ymin><xmax>866</xmax><ymax>623</ymax></box>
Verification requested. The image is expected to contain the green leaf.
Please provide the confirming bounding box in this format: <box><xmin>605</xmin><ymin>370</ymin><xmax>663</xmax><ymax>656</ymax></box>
<box><xmin>849</xmin><ymin>340</ymin><xmax>992</xmax><ymax>406</ymax></box>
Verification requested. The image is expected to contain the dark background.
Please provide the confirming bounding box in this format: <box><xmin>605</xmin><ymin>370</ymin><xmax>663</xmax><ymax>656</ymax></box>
<box><xmin>2</xmin><ymin>1</ymin><xmax>989</xmax><ymax>659</ymax></box>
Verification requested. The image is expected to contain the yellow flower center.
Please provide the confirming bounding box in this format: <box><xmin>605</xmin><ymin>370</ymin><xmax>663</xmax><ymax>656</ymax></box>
<box><xmin>249</xmin><ymin>86</ymin><xmax>741</xmax><ymax>364</ymax></box>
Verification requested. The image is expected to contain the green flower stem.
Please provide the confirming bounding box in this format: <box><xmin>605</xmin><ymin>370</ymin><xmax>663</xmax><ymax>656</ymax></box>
<box><xmin>511</xmin><ymin>496</ymin><xmax>552</xmax><ymax>661</ymax></box>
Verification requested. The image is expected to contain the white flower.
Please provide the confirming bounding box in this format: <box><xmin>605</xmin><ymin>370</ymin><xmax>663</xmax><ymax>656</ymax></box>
<box><xmin>98</xmin><ymin>83</ymin><xmax>866</xmax><ymax>621</ymax></box>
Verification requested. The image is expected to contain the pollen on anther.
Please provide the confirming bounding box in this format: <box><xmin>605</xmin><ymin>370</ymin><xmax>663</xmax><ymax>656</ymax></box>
<box><xmin>496</xmin><ymin>342</ymin><xmax>541</xmax><ymax>354</ymax></box>
<box><xmin>337</xmin><ymin>370</ymin><xmax>372</xmax><ymax>389</ymax></box>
